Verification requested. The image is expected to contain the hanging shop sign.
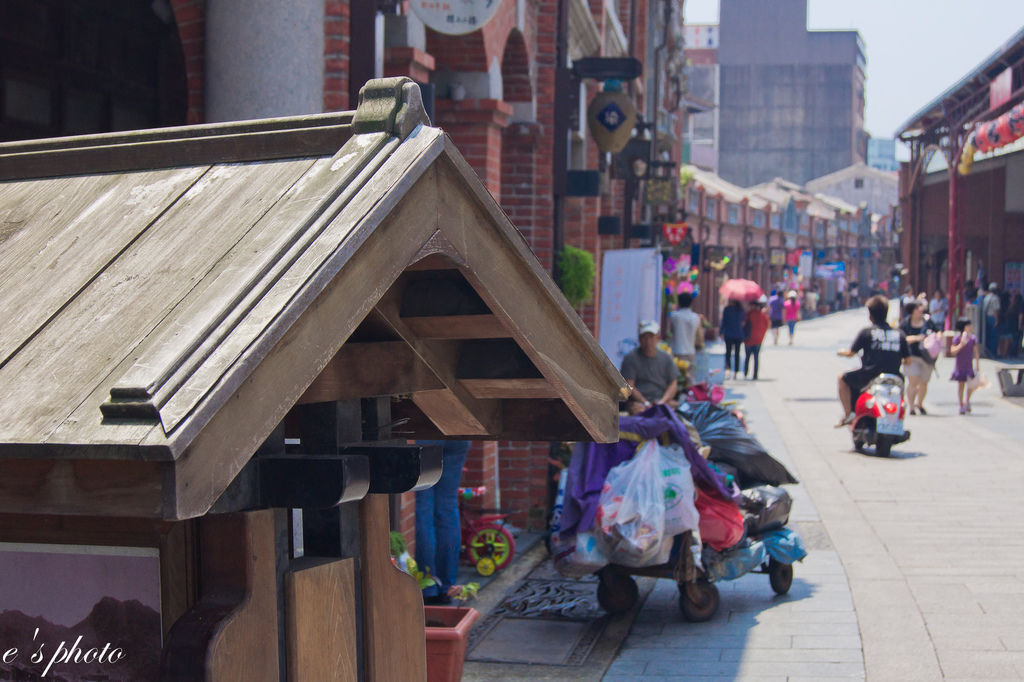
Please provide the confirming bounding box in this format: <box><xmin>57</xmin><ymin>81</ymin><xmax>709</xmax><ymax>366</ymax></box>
<box><xmin>587</xmin><ymin>89</ymin><xmax>637</xmax><ymax>153</ymax></box>
<box><xmin>645</xmin><ymin>178</ymin><xmax>675</xmax><ymax>205</ymax></box>
<box><xmin>410</xmin><ymin>0</ymin><xmax>501</xmax><ymax>35</ymax></box>
<box><xmin>769</xmin><ymin>248</ymin><xmax>786</xmax><ymax>266</ymax></box>
<box><xmin>662</xmin><ymin>222</ymin><xmax>689</xmax><ymax>245</ymax></box>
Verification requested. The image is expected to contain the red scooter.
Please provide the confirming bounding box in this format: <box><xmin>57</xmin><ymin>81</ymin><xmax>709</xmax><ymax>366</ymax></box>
<box><xmin>849</xmin><ymin>374</ymin><xmax>911</xmax><ymax>457</ymax></box>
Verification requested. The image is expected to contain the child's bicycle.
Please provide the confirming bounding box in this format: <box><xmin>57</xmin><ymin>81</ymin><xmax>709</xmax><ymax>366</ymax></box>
<box><xmin>458</xmin><ymin>485</ymin><xmax>516</xmax><ymax>576</ymax></box>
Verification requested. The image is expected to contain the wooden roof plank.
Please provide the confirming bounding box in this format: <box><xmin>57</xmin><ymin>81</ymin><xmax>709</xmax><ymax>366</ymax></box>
<box><xmin>163</xmin><ymin>163</ymin><xmax>444</xmax><ymax>518</ymax></box>
<box><xmin>148</xmin><ymin>127</ymin><xmax>445</xmax><ymax>455</ymax></box>
<box><xmin>0</xmin><ymin>167</ymin><xmax>206</xmax><ymax>364</ymax></box>
<box><xmin>102</xmin><ymin>134</ymin><xmax>393</xmax><ymax>425</ymax></box>
<box><xmin>152</xmin><ymin>131</ymin><xmax>436</xmax><ymax>435</ymax></box>
<box><xmin>0</xmin><ymin>158</ymin><xmax>315</xmax><ymax>445</ymax></box>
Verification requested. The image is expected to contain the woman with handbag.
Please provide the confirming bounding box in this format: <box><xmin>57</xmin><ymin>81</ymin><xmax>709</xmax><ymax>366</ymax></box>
<box><xmin>899</xmin><ymin>300</ymin><xmax>937</xmax><ymax>415</ymax></box>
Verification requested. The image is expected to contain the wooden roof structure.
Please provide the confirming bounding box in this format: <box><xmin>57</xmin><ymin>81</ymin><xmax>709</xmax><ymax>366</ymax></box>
<box><xmin>0</xmin><ymin>77</ymin><xmax>627</xmax><ymax>521</ymax></box>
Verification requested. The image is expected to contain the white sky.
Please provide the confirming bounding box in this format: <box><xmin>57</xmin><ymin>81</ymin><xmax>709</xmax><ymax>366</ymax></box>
<box><xmin>684</xmin><ymin>1</ymin><xmax>1024</xmax><ymax>140</ymax></box>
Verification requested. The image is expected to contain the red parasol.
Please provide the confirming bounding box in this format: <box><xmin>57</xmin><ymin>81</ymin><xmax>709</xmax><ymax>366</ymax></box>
<box><xmin>718</xmin><ymin>278</ymin><xmax>764</xmax><ymax>302</ymax></box>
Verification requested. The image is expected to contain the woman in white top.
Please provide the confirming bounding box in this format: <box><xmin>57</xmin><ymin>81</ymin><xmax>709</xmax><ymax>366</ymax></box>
<box><xmin>929</xmin><ymin>288</ymin><xmax>948</xmax><ymax>328</ymax></box>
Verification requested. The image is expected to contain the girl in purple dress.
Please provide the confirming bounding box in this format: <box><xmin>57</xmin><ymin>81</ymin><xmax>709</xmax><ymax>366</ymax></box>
<box><xmin>950</xmin><ymin>317</ymin><xmax>980</xmax><ymax>414</ymax></box>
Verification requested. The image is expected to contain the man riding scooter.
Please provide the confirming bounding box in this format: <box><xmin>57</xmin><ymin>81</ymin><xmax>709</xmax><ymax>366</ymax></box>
<box><xmin>835</xmin><ymin>295</ymin><xmax>911</xmax><ymax>428</ymax></box>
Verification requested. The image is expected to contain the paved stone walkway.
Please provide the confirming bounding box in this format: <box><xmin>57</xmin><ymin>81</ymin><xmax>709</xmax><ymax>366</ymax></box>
<box><xmin>607</xmin><ymin>306</ymin><xmax>1024</xmax><ymax>680</ymax></box>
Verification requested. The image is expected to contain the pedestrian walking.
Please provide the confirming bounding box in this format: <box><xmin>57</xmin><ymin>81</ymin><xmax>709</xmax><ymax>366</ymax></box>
<box><xmin>949</xmin><ymin>317</ymin><xmax>980</xmax><ymax>414</ymax></box>
<box><xmin>899</xmin><ymin>285</ymin><xmax>916</xmax><ymax>317</ymax></box>
<box><xmin>768</xmin><ymin>289</ymin><xmax>784</xmax><ymax>345</ymax></box>
<box><xmin>744</xmin><ymin>296</ymin><xmax>770</xmax><ymax>380</ymax></box>
<box><xmin>720</xmin><ymin>299</ymin><xmax>745</xmax><ymax>379</ymax></box>
<box><xmin>899</xmin><ymin>300</ymin><xmax>937</xmax><ymax>415</ymax></box>
<box><xmin>783</xmin><ymin>290</ymin><xmax>801</xmax><ymax>345</ymax></box>
<box><xmin>1011</xmin><ymin>292</ymin><xmax>1024</xmax><ymax>357</ymax></box>
<box><xmin>668</xmin><ymin>291</ymin><xmax>702</xmax><ymax>381</ymax></box>
<box><xmin>928</xmin><ymin>288</ymin><xmax>948</xmax><ymax>329</ymax></box>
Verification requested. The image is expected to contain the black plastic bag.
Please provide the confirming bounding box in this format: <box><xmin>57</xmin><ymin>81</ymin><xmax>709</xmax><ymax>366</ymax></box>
<box><xmin>677</xmin><ymin>402</ymin><xmax>798</xmax><ymax>488</ymax></box>
<box><xmin>739</xmin><ymin>485</ymin><xmax>792</xmax><ymax>534</ymax></box>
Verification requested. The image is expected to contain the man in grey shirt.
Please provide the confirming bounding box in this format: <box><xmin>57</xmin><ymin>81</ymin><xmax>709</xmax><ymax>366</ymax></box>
<box><xmin>668</xmin><ymin>292</ymin><xmax>701</xmax><ymax>381</ymax></box>
<box><xmin>621</xmin><ymin>320</ymin><xmax>678</xmax><ymax>414</ymax></box>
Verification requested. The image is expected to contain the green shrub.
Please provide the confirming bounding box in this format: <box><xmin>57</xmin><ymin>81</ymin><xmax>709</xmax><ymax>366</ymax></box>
<box><xmin>557</xmin><ymin>245</ymin><xmax>595</xmax><ymax>309</ymax></box>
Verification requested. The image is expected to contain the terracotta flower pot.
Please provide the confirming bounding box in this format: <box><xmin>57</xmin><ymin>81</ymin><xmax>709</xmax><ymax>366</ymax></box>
<box><xmin>424</xmin><ymin>605</ymin><xmax>480</xmax><ymax>682</ymax></box>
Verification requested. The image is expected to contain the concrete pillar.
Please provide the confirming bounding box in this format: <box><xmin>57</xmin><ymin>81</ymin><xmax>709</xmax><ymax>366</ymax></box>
<box><xmin>205</xmin><ymin>0</ymin><xmax>325</xmax><ymax>121</ymax></box>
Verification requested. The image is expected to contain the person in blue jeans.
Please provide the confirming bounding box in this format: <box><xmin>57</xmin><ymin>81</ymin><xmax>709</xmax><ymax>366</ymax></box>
<box><xmin>415</xmin><ymin>440</ymin><xmax>472</xmax><ymax>604</ymax></box>
<box><xmin>720</xmin><ymin>299</ymin><xmax>745</xmax><ymax>379</ymax></box>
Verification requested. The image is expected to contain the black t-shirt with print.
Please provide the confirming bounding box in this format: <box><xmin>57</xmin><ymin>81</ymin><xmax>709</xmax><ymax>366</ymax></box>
<box><xmin>851</xmin><ymin>323</ymin><xmax>910</xmax><ymax>377</ymax></box>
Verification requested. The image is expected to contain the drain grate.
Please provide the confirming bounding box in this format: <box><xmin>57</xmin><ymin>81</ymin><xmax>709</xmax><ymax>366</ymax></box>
<box><xmin>466</xmin><ymin>576</ymin><xmax>609</xmax><ymax>666</ymax></box>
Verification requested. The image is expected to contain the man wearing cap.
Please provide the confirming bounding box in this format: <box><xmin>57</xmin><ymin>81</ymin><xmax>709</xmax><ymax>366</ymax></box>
<box><xmin>621</xmin><ymin>321</ymin><xmax>678</xmax><ymax>414</ymax></box>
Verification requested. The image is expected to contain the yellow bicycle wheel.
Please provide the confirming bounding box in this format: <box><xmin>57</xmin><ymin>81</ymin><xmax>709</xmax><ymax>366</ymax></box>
<box><xmin>467</xmin><ymin>525</ymin><xmax>515</xmax><ymax>571</ymax></box>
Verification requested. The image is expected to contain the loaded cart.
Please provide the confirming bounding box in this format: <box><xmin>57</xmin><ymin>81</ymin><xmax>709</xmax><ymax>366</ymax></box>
<box><xmin>551</xmin><ymin>404</ymin><xmax>806</xmax><ymax>622</ymax></box>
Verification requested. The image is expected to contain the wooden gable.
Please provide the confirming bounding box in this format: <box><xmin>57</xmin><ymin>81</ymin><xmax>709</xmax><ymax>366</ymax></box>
<box><xmin>0</xmin><ymin>78</ymin><xmax>627</xmax><ymax>521</ymax></box>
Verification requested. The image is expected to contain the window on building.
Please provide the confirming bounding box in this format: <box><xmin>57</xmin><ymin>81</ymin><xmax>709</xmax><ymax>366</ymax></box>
<box><xmin>770</xmin><ymin>212</ymin><xmax>780</xmax><ymax>229</ymax></box>
<box><xmin>705</xmin><ymin>197</ymin><xmax>717</xmax><ymax>219</ymax></box>
<box><xmin>854</xmin><ymin>177</ymin><xmax>864</xmax><ymax>189</ymax></box>
<box><xmin>727</xmin><ymin>205</ymin><xmax>739</xmax><ymax>224</ymax></box>
<box><xmin>753</xmin><ymin>210</ymin><xmax>765</xmax><ymax>228</ymax></box>
<box><xmin>689</xmin><ymin>189</ymin><xmax>699</xmax><ymax>213</ymax></box>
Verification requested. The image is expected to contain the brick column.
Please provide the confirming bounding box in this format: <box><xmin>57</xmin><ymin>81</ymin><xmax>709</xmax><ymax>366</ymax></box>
<box><xmin>384</xmin><ymin>47</ymin><xmax>435</xmax><ymax>83</ymax></box>
<box><xmin>435</xmin><ymin>99</ymin><xmax>513</xmax><ymax>200</ymax></box>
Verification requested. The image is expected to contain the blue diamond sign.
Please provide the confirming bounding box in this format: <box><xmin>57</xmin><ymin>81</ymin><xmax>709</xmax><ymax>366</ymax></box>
<box><xmin>596</xmin><ymin>101</ymin><xmax>627</xmax><ymax>132</ymax></box>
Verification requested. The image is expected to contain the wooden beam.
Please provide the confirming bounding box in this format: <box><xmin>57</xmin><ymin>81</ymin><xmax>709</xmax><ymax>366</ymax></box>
<box><xmin>297</xmin><ymin>341</ymin><xmax>443</xmax><ymax>404</ymax></box>
<box><xmin>401</xmin><ymin>314</ymin><xmax>510</xmax><ymax>340</ymax></box>
<box><xmin>0</xmin><ymin>123</ymin><xmax>355</xmax><ymax>181</ymax></box>
<box><xmin>285</xmin><ymin>558</ymin><xmax>358</xmax><ymax>682</ymax></box>
<box><xmin>373</xmin><ymin>290</ymin><xmax>501</xmax><ymax>436</ymax></box>
<box><xmin>0</xmin><ymin>459</ymin><xmax>164</xmax><ymax>517</ymax></box>
<box><xmin>459</xmin><ymin>378</ymin><xmax>559</xmax><ymax>399</ymax></box>
<box><xmin>429</xmin><ymin>154</ymin><xmax>626</xmax><ymax>441</ymax></box>
<box><xmin>160</xmin><ymin>509</ymin><xmax>281</xmax><ymax>681</ymax></box>
<box><xmin>360</xmin><ymin>494</ymin><xmax>426</xmax><ymax>681</ymax></box>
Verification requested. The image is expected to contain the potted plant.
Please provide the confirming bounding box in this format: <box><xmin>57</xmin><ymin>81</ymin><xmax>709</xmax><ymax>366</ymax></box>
<box><xmin>425</xmin><ymin>584</ymin><xmax>480</xmax><ymax>682</ymax></box>
<box><xmin>390</xmin><ymin>533</ymin><xmax>481</xmax><ymax>682</ymax></box>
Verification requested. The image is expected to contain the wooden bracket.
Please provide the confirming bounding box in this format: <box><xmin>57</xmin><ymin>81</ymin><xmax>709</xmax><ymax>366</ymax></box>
<box><xmin>338</xmin><ymin>444</ymin><xmax>443</xmax><ymax>493</ymax></box>
<box><xmin>209</xmin><ymin>454</ymin><xmax>371</xmax><ymax>513</ymax></box>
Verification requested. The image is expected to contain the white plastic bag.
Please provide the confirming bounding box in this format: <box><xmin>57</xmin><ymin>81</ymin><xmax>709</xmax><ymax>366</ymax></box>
<box><xmin>596</xmin><ymin>440</ymin><xmax>666</xmax><ymax>566</ymax></box>
<box><xmin>553</xmin><ymin>531</ymin><xmax>609</xmax><ymax>578</ymax></box>
<box><xmin>659</xmin><ymin>444</ymin><xmax>700</xmax><ymax>537</ymax></box>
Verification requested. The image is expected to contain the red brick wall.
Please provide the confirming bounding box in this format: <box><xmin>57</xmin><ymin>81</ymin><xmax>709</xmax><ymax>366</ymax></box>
<box><xmin>323</xmin><ymin>1</ymin><xmax>351</xmax><ymax>111</ymax></box>
<box><xmin>169</xmin><ymin>0</ymin><xmax>205</xmax><ymax>124</ymax></box>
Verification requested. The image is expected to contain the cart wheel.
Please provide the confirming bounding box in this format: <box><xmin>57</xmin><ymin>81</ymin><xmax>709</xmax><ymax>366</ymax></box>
<box><xmin>852</xmin><ymin>435</ymin><xmax>867</xmax><ymax>454</ymax></box>
<box><xmin>475</xmin><ymin>556</ymin><xmax>496</xmax><ymax>577</ymax></box>
<box><xmin>467</xmin><ymin>525</ymin><xmax>516</xmax><ymax>571</ymax></box>
<box><xmin>768</xmin><ymin>558</ymin><xmax>793</xmax><ymax>595</ymax></box>
<box><xmin>596</xmin><ymin>570</ymin><xmax>639</xmax><ymax>615</ymax></box>
<box><xmin>678</xmin><ymin>579</ymin><xmax>719</xmax><ymax>622</ymax></box>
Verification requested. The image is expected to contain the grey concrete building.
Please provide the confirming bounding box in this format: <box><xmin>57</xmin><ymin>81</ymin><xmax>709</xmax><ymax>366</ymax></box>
<box><xmin>717</xmin><ymin>0</ymin><xmax>867</xmax><ymax>187</ymax></box>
